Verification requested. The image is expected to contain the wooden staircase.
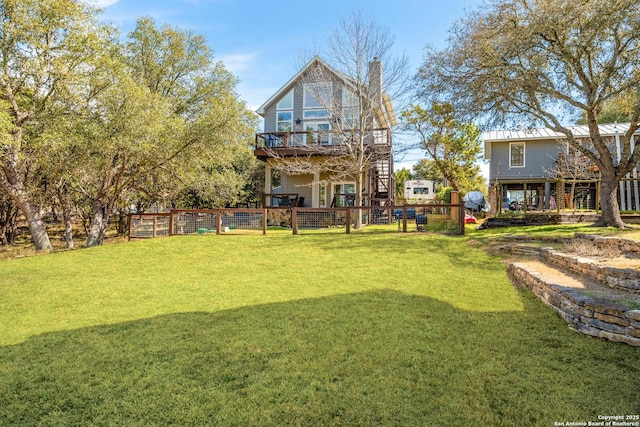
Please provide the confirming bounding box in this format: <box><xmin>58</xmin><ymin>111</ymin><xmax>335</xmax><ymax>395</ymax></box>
<box><xmin>368</xmin><ymin>156</ymin><xmax>394</xmax><ymax>207</ymax></box>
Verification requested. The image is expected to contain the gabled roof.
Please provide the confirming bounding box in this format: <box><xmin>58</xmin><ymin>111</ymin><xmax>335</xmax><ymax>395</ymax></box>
<box><xmin>254</xmin><ymin>56</ymin><xmax>397</xmax><ymax>128</ymax></box>
<box><xmin>483</xmin><ymin>123</ymin><xmax>639</xmax><ymax>142</ymax></box>
<box><xmin>255</xmin><ymin>56</ymin><xmax>354</xmax><ymax>116</ymax></box>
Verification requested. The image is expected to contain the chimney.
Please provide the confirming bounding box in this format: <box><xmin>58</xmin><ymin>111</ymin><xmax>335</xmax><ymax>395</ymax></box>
<box><xmin>368</xmin><ymin>57</ymin><xmax>383</xmax><ymax>108</ymax></box>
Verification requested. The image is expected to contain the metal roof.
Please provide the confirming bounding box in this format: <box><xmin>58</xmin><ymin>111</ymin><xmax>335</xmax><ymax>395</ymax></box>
<box><xmin>483</xmin><ymin>123</ymin><xmax>638</xmax><ymax>142</ymax></box>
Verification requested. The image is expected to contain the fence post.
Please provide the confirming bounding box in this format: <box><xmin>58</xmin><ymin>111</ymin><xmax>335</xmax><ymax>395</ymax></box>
<box><xmin>450</xmin><ymin>191</ymin><xmax>464</xmax><ymax>235</ymax></box>
<box><xmin>346</xmin><ymin>208</ymin><xmax>351</xmax><ymax>234</ymax></box>
<box><xmin>292</xmin><ymin>208</ymin><xmax>298</xmax><ymax>235</ymax></box>
<box><xmin>263</xmin><ymin>209</ymin><xmax>267</xmax><ymax>235</ymax></box>
<box><xmin>127</xmin><ymin>214</ymin><xmax>132</xmax><ymax>240</ymax></box>
<box><xmin>153</xmin><ymin>217</ymin><xmax>157</xmax><ymax>238</ymax></box>
<box><xmin>169</xmin><ymin>211</ymin><xmax>174</xmax><ymax>236</ymax></box>
<box><xmin>450</xmin><ymin>191</ymin><xmax>460</xmax><ymax>222</ymax></box>
<box><xmin>402</xmin><ymin>205</ymin><xmax>407</xmax><ymax>233</ymax></box>
<box><xmin>217</xmin><ymin>209</ymin><xmax>222</xmax><ymax>235</ymax></box>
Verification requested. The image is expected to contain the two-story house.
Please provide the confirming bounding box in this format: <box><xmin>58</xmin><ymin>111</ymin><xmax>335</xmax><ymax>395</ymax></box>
<box><xmin>253</xmin><ymin>56</ymin><xmax>396</xmax><ymax>209</ymax></box>
<box><xmin>483</xmin><ymin>123</ymin><xmax>640</xmax><ymax>214</ymax></box>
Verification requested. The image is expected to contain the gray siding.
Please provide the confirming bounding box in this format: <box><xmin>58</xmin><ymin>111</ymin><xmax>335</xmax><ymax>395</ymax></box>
<box><xmin>263</xmin><ymin>84</ymin><xmax>306</xmax><ymax>133</ymax></box>
<box><xmin>490</xmin><ymin>139</ymin><xmax>563</xmax><ymax>181</ymax></box>
<box><xmin>263</xmin><ymin>78</ymin><xmax>349</xmax><ymax>133</ymax></box>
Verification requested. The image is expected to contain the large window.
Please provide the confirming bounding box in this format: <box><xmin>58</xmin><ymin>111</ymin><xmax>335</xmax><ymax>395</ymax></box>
<box><xmin>304</xmin><ymin>83</ymin><xmax>331</xmax><ymax>108</ymax></box>
<box><xmin>510</xmin><ymin>142</ymin><xmax>525</xmax><ymax>167</ymax></box>
<box><xmin>303</xmin><ymin>109</ymin><xmax>329</xmax><ymax>119</ymax></box>
<box><xmin>303</xmin><ymin>83</ymin><xmax>331</xmax><ymax>120</ymax></box>
<box><xmin>304</xmin><ymin>122</ymin><xmax>331</xmax><ymax>145</ymax></box>
<box><xmin>276</xmin><ymin>90</ymin><xmax>293</xmax><ymax>142</ymax></box>
<box><xmin>277</xmin><ymin>89</ymin><xmax>293</xmax><ymax>110</ymax></box>
<box><xmin>277</xmin><ymin>111</ymin><xmax>292</xmax><ymax>132</ymax></box>
<box><xmin>319</xmin><ymin>183</ymin><xmax>327</xmax><ymax>207</ymax></box>
<box><xmin>342</xmin><ymin>89</ymin><xmax>359</xmax><ymax>128</ymax></box>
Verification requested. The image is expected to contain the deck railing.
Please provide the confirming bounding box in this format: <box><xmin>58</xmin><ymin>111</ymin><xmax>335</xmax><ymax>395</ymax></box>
<box><xmin>254</xmin><ymin>128</ymin><xmax>391</xmax><ymax>149</ymax></box>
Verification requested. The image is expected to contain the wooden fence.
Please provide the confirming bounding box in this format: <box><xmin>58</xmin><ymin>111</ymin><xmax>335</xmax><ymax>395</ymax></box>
<box><xmin>128</xmin><ymin>204</ymin><xmax>465</xmax><ymax>239</ymax></box>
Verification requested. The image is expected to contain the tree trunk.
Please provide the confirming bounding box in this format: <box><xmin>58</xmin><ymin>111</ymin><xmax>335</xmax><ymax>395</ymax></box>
<box><xmin>0</xmin><ymin>196</ymin><xmax>19</xmax><ymax>246</ymax></box>
<box><xmin>569</xmin><ymin>181</ymin><xmax>576</xmax><ymax>210</ymax></box>
<box><xmin>57</xmin><ymin>187</ymin><xmax>75</xmax><ymax>249</ymax></box>
<box><xmin>2</xmin><ymin>150</ymin><xmax>52</xmax><ymax>251</ymax></box>
<box><xmin>21</xmin><ymin>197</ymin><xmax>53</xmax><ymax>251</ymax></box>
<box><xmin>63</xmin><ymin>212</ymin><xmax>74</xmax><ymax>249</ymax></box>
<box><xmin>354</xmin><ymin>172</ymin><xmax>364</xmax><ymax>229</ymax></box>
<box><xmin>594</xmin><ymin>177</ymin><xmax>625</xmax><ymax>228</ymax></box>
<box><xmin>86</xmin><ymin>200</ymin><xmax>109</xmax><ymax>247</ymax></box>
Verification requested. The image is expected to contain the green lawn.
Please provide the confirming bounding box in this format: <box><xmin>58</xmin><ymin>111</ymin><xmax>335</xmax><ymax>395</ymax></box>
<box><xmin>0</xmin><ymin>232</ymin><xmax>638</xmax><ymax>426</ymax></box>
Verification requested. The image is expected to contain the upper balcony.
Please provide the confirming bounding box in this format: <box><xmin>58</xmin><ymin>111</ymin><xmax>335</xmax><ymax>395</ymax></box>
<box><xmin>253</xmin><ymin>128</ymin><xmax>392</xmax><ymax>161</ymax></box>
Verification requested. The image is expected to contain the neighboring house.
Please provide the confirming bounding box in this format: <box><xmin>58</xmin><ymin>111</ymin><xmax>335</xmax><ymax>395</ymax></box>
<box><xmin>403</xmin><ymin>179</ymin><xmax>436</xmax><ymax>203</ymax></box>
<box><xmin>483</xmin><ymin>123</ymin><xmax>640</xmax><ymax>214</ymax></box>
<box><xmin>253</xmin><ymin>56</ymin><xmax>396</xmax><ymax>208</ymax></box>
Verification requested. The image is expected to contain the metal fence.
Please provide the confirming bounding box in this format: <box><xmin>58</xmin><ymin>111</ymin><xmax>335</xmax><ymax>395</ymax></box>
<box><xmin>128</xmin><ymin>204</ymin><xmax>464</xmax><ymax>239</ymax></box>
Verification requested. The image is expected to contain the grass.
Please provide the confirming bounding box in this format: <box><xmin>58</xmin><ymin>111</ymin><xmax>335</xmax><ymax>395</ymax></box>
<box><xmin>0</xmin><ymin>231</ymin><xmax>638</xmax><ymax>425</ymax></box>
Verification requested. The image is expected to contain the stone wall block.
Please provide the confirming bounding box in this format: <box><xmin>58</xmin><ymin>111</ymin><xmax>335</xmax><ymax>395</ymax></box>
<box><xmin>580</xmin><ymin>316</ymin><xmax>629</xmax><ymax>334</ymax></box>
<box><xmin>574</xmin><ymin>322</ymin><xmax>601</xmax><ymax>337</ymax></box>
<box><xmin>624</xmin><ymin>310</ymin><xmax>640</xmax><ymax>321</ymax></box>
<box><xmin>598</xmin><ymin>331</ymin><xmax>640</xmax><ymax>346</ymax></box>
<box><xmin>594</xmin><ymin>312</ymin><xmax>631</xmax><ymax>327</ymax></box>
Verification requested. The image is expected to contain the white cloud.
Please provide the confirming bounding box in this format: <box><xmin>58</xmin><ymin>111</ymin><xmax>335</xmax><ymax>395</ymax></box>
<box><xmin>218</xmin><ymin>53</ymin><xmax>256</xmax><ymax>74</ymax></box>
<box><xmin>84</xmin><ymin>0</ymin><xmax>120</xmax><ymax>8</ymax></box>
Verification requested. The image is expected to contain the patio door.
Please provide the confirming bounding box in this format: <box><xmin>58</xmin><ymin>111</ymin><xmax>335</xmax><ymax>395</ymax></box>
<box><xmin>333</xmin><ymin>183</ymin><xmax>356</xmax><ymax>207</ymax></box>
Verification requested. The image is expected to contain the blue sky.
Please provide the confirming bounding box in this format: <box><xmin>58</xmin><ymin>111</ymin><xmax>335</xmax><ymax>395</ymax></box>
<box><xmin>90</xmin><ymin>0</ymin><xmax>482</xmax><ymax>170</ymax></box>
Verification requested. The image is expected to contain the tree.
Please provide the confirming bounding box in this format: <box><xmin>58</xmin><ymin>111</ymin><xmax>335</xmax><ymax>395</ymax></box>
<box><xmin>412</xmin><ymin>160</ymin><xmax>443</xmax><ymax>183</ymax></box>
<box><xmin>394</xmin><ymin>168</ymin><xmax>413</xmax><ymax>200</ymax></box>
<box><xmin>271</xmin><ymin>11</ymin><xmax>409</xmax><ymax>228</ymax></box>
<box><xmin>417</xmin><ymin>0</ymin><xmax>640</xmax><ymax>227</ymax></box>
<box><xmin>577</xmin><ymin>93</ymin><xmax>636</xmax><ymax>125</ymax></box>
<box><xmin>401</xmin><ymin>102</ymin><xmax>485</xmax><ymax>194</ymax></box>
<box><xmin>63</xmin><ymin>17</ymin><xmax>257</xmax><ymax>247</ymax></box>
<box><xmin>0</xmin><ymin>0</ymin><xmax>105</xmax><ymax>250</ymax></box>
<box><xmin>125</xmin><ymin>17</ymin><xmax>259</xmax><ymax>211</ymax></box>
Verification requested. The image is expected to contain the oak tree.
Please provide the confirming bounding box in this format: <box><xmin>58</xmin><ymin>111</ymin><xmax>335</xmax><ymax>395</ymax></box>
<box><xmin>417</xmin><ymin>0</ymin><xmax>640</xmax><ymax>227</ymax></box>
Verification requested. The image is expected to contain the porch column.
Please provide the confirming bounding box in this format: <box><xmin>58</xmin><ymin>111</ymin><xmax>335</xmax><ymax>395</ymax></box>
<box><xmin>544</xmin><ymin>182</ymin><xmax>550</xmax><ymax>210</ymax></box>
<box><xmin>312</xmin><ymin>171</ymin><xmax>320</xmax><ymax>208</ymax></box>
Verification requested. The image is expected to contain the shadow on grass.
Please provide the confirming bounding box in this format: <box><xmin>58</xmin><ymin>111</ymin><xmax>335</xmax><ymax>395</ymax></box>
<box><xmin>1</xmin><ymin>290</ymin><xmax>637</xmax><ymax>426</ymax></box>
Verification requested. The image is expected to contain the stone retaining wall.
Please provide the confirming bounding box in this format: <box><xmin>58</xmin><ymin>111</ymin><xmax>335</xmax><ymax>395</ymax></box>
<box><xmin>574</xmin><ymin>233</ymin><xmax>640</xmax><ymax>256</ymax></box>
<box><xmin>540</xmin><ymin>248</ymin><xmax>640</xmax><ymax>294</ymax></box>
<box><xmin>508</xmin><ymin>263</ymin><xmax>640</xmax><ymax>346</ymax></box>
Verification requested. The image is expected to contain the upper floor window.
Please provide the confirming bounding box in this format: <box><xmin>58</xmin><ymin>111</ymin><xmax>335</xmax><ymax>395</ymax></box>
<box><xmin>277</xmin><ymin>111</ymin><xmax>292</xmax><ymax>132</ymax></box>
<box><xmin>510</xmin><ymin>142</ymin><xmax>525</xmax><ymax>167</ymax></box>
<box><xmin>342</xmin><ymin>89</ymin><xmax>359</xmax><ymax>128</ymax></box>
<box><xmin>304</xmin><ymin>83</ymin><xmax>331</xmax><ymax>109</ymax></box>
<box><xmin>277</xmin><ymin>90</ymin><xmax>293</xmax><ymax>110</ymax></box>
<box><xmin>304</xmin><ymin>122</ymin><xmax>331</xmax><ymax>145</ymax></box>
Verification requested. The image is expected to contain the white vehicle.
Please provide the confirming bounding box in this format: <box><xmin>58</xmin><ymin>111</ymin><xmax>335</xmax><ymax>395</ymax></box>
<box><xmin>403</xmin><ymin>180</ymin><xmax>436</xmax><ymax>203</ymax></box>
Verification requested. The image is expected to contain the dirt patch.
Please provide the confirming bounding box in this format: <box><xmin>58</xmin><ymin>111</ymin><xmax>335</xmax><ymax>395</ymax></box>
<box><xmin>595</xmin><ymin>256</ymin><xmax>640</xmax><ymax>269</ymax></box>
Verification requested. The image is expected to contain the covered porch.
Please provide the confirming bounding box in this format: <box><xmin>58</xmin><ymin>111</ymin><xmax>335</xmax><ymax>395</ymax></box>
<box><xmin>490</xmin><ymin>179</ymin><xmax>601</xmax><ymax>214</ymax></box>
